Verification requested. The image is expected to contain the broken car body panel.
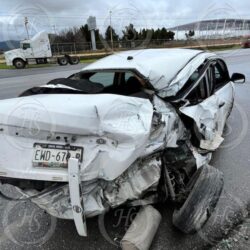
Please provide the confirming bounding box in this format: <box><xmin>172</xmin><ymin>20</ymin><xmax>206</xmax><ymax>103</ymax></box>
<box><xmin>180</xmin><ymin>82</ymin><xmax>234</xmax><ymax>151</ymax></box>
<box><xmin>0</xmin><ymin>48</ymin><xmax>240</xmax><ymax>236</ymax></box>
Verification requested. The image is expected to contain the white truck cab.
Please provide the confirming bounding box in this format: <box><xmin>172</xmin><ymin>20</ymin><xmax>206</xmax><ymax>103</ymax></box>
<box><xmin>4</xmin><ymin>31</ymin><xmax>52</xmax><ymax>69</ymax></box>
<box><xmin>4</xmin><ymin>31</ymin><xmax>79</xmax><ymax>69</ymax></box>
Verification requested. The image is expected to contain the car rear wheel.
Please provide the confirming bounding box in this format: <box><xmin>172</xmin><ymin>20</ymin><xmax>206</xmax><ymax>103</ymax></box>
<box><xmin>172</xmin><ymin>164</ymin><xmax>224</xmax><ymax>234</ymax></box>
<box><xmin>13</xmin><ymin>59</ymin><xmax>26</xmax><ymax>69</ymax></box>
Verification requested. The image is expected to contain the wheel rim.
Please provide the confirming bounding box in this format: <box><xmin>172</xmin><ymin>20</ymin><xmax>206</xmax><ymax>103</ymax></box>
<box><xmin>16</xmin><ymin>61</ymin><xmax>23</xmax><ymax>68</ymax></box>
<box><xmin>61</xmin><ymin>59</ymin><xmax>67</xmax><ymax>64</ymax></box>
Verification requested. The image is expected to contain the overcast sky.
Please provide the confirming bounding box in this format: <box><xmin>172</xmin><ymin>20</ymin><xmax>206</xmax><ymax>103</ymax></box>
<box><xmin>0</xmin><ymin>0</ymin><xmax>250</xmax><ymax>41</ymax></box>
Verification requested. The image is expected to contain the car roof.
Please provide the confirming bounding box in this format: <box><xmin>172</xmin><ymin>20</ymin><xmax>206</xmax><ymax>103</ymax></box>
<box><xmin>82</xmin><ymin>48</ymin><xmax>216</xmax><ymax>94</ymax></box>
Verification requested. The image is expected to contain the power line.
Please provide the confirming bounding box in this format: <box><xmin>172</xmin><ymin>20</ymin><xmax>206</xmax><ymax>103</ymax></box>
<box><xmin>1</xmin><ymin>13</ymin><xmax>250</xmax><ymax>20</ymax></box>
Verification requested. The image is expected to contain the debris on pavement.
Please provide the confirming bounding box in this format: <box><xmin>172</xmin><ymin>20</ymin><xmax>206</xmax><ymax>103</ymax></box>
<box><xmin>121</xmin><ymin>205</ymin><xmax>162</xmax><ymax>250</ymax></box>
<box><xmin>211</xmin><ymin>217</ymin><xmax>250</xmax><ymax>250</ymax></box>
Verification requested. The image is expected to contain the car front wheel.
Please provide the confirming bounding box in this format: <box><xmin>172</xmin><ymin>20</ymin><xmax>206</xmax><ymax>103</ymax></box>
<box><xmin>172</xmin><ymin>164</ymin><xmax>224</xmax><ymax>234</ymax></box>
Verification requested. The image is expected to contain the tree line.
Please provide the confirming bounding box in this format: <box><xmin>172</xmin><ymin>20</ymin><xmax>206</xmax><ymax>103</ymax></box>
<box><xmin>50</xmin><ymin>24</ymin><xmax>176</xmax><ymax>45</ymax></box>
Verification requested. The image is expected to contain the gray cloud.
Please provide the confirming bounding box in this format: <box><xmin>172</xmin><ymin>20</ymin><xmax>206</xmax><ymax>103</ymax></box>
<box><xmin>0</xmin><ymin>0</ymin><xmax>250</xmax><ymax>41</ymax></box>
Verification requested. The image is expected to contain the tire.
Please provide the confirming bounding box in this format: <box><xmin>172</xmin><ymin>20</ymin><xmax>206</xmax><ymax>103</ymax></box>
<box><xmin>68</xmin><ymin>56</ymin><xmax>80</xmax><ymax>65</ymax></box>
<box><xmin>172</xmin><ymin>165</ymin><xmax>224</xmax><ymax>234</ymax></box>
<box><xmin>13</xmin><ymin>59</ymin><xmax>26</xmax><ymax>69</ymax></box>
<box><xmin>57</xmin><ymin>57</ymin><xmax>68</xmax><ymax>66</ymax></box>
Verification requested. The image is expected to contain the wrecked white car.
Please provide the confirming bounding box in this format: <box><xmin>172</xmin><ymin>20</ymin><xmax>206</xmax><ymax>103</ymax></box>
<box><xmin>0</xmin><ymin>49</ymin><xmax>246</xmax><ymax>236</ymax></box>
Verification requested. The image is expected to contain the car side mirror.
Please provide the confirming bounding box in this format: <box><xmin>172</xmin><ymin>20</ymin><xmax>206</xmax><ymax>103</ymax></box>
<box><xmin>231</xmin><ymin>73</ymin><xmax>246</xmax><ymax>83</ymax></box>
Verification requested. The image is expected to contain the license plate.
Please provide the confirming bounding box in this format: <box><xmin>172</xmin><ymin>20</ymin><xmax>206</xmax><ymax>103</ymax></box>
<box><xmin>33</xmin><ymin>143</ymin><xmax>83</xmax><ymax>168</ymax></box>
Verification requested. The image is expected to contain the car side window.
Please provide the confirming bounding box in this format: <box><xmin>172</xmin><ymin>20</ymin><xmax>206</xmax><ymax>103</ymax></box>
<box><xmin>207</xmin><ymin>67</ymin><xmax>215</xmax><ymax>96</ymax></box>
<box><xmin>186</xmin><ymin>70</ymin><xmax>210</xmax><ymax>104</ymax></box>
<box><xmin>89</xmin><ymin>72</ymin><xmax>115</xmax><ymax>87</ymax></box>
<box><xmin>22</xmin><ymin>43</ymin><xmax>31</xmax><ymax>50</ymax></box>
<box><xmin>212</xmin><ymin>60</ymin><xmax>230</xmax><ymax>89</ymax></box>
<box><xmin>124</xmin><ymin>72</ymin><xmax>134</xmax><ymax>82</ymax></box>
<box><xmin>118</xmin><ymin>71</ymin><xmax>135</xmax><ymax>86</ymax></box>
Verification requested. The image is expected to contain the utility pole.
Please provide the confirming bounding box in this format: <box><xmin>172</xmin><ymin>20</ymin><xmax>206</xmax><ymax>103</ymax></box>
<box><xmin>53</xmin><ymin>25</ymin><xmax>57</xmax><ymax>35</ymax></box>
<box><xmin>223</xmin><ymin>19</ymin><xmax>227</xmax><ymax>37</ymax></box>
<box><xmin>24</xmin><ymin>17</ymin><xmax>30</xmax><ymax>39</ymax></box>
<box><xmin>215</xmin><ymin>19</ymin><xmax>219</xmax><ymax>39</ymax></box>
<box><xmin>206</xmin><ymin>23</ymin><xmax>209</xmax><ymax>39</ymax></box>
<box><xmin>87</xmin><ymin>16</ymin><xmax>97</xmax><ymax>51</ymax></box>
<box><xmin>109</xmin><ymin>11</ymin><xmax>113</xmax><ymax>50</ymax></box>
<box><xmin>233</xmin><ymin>19</ymin><xmax>236</xmax><ymax>37</ymax></box>
<box><xmin>242</xmin><ymin>19</ymin><xmax>246</xmax><ymax>37</ymax></box>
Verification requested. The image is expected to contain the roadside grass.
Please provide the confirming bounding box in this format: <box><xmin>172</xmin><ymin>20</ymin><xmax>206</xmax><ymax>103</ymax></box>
<box><xmin>0</xmin><ymin>64</ymin><xmax>15</xmax><ymax>69</ymax></box>
<box><xmin>204</xmin><ymin>44</ymin><xmax>242</xmax><ymax>52</ymax></box>
<box><xmin>80</xmin><ymin>58</ymin><xmax>97</xmax><ymax>64</ymax></box>
<box><xmin>0</xmin><ymin>58</ymin><xmax>98</xmax><ymax>70</ymax></box>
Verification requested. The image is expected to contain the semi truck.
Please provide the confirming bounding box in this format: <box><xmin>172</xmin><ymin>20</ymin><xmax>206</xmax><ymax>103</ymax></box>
<box><xmin>4</xmin><ymin>31</ymin><xmax>80</xmax><ymax>69</ymax></box>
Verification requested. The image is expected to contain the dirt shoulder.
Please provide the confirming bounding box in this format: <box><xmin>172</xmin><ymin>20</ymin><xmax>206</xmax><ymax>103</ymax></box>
<box><xmin>211</xmin><ymin>217</ymin><xmax>250</xmax><ymax>250</ymax></box>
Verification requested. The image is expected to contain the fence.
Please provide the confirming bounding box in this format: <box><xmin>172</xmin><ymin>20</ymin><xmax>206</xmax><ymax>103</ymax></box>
<box><xmin>49</xmin><ymin>26</ymin><xmax>250</xmax><ymax>54</ymax></box>
<box><xmin>50</xmin><ymin>37</ymin><xmax>244</xmax><ymax>55</ymax></box>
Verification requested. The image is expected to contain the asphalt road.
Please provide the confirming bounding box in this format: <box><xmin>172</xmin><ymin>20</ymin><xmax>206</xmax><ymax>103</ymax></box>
<box><xmin>0</xmin><ymin>64</ymin><xmax>86</xmax><ymax>99</ymax></box>
<box><xmin>0</xmin><ymin>49</ymin><xmax>250</xmax><ymax>250</ymax></box>
<box><xmin>0</xmin><ymin>63</ymin><xmax>85</xmax><ymax>79</ymax></box>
